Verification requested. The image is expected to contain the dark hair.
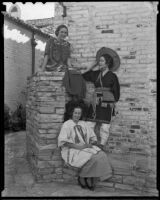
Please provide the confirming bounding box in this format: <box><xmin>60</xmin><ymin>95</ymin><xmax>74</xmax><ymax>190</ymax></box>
<box><xmin>64</xmin><ymin>100</ymin><xmax>86</xmax><ymax>122</ymax></box>
<box><xmin>55</xmin><ymin>24</ymin><xmax>68</xmax><ymax>37</ymax></box>
<box><xmin>101</xmin><ymin>54</ymin><xmax>113</xmax><ymax>70</ymax></box>
<box><xmin>70</xmin><ymin>105</ymin><xmax>83</xmax><ymax>120</ymax></box>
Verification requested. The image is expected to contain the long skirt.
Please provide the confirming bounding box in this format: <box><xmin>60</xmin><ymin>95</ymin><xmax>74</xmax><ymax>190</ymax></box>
<box><xmin>79</xmin><ymin>150</ymin><xmax>112</xmax><ymax>181</ymax></box>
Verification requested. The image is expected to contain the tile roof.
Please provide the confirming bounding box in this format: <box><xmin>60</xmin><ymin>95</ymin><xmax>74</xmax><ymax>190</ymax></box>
<box><xmin>26</xmin><ymin>18</ymin><xmax>55</xmax><ymax>36</ymax></box>
<box><xmin>2</xmin><ymin>11</ymin><xmax>51</xmax><ymax>38</ymax></box>
<box><xmin>26</xmin><ymin>17</ymin><xmax>54</xmax><ymax>28</ymax></box>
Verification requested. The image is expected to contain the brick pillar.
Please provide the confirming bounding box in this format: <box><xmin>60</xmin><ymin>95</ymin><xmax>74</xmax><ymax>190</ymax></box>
<box><xmin>26</xmin><ymin>71</ymin><xmax>91</xmax><ymax>183</ymax></box>
<box><xmin>26</xmin><ymin>71</ymin><xmax>67</xmax><ymax>182</ymax></box>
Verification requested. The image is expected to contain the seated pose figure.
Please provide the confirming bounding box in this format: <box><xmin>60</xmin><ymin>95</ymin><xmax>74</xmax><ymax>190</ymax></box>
<box><xmin>58</xmin><ymin>104</ymin><xmax>112</xmax><ymax>190</ymax></box>
<box><xmin>41</xmin><ymin>24</ymin><xmax>72</xmax><ymax>72</ymax></box>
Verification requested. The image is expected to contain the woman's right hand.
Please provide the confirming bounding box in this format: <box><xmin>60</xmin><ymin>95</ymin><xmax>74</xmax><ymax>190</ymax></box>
<box><xmin>82</xmin><ymin>144</ymin><xmax>93</xmax><ymax>149</ymax></box>
<box><xmin>65</xmin><ymin>142</ymin><xmax>92</xmax><ymax>150</ymax></box>
<box><xmin>91</xmin><ymin>60</ymin><xmax>99</xmax><ymax>69</ymax></box>
<box><xmin>76</xmin><ymin>144</ymin><xmax>92</xmax><ymax>150</ymax></box>
<box><xmin>93</xmin><ymin>60</ymin><xmax>98</xmax><ymax>66</ymax></box>
<box><xmin>80</xmin><ymin>60</ymin><xmax>98</xmax><ymax>74</ymax></box>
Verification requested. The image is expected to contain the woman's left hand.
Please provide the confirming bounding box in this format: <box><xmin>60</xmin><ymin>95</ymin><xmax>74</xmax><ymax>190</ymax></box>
<box><xmin>110</xmin><ymin>103</ymin><xmax>115</xmax><ymax>108</ymax></box>
<box><xmin>113</xmin><ymin>104</ymin><xmax>118</xmax><ymax>115</ymax></box>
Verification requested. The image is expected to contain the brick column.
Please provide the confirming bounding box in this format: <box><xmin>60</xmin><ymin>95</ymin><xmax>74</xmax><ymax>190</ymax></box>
<box><xmin>26</xmin><ymin>71</ymin><xmax>92</xmax><ymax>183</ymax></box>
<box><xmin>26</xmin><ymin>71</ymin><xmax>67</xmax><ymax>182</ymax></box>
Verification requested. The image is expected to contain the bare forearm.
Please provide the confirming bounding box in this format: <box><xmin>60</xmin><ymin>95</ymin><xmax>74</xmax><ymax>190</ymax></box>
<box><xmin>81</xmin><ymin>62</ymin><xmax>98</xmax><ymax>74</ymax></box>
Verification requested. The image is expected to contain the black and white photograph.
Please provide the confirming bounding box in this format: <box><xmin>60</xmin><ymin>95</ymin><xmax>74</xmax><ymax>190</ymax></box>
<box><xmin>2</xmin><ymin>1</ymin><xmax>158</xmax><ymax>197</ymax></box>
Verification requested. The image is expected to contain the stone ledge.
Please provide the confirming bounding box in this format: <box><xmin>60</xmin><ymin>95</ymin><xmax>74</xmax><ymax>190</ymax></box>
<box><xmin>115</xmin><ymin>183</ymin><xmax>133</xmax><ymax>191</ymax></box>
<box><xmin>97</xmin><ymin>182</ymin><xmax>114</xmax><ymax>188</ymax></box>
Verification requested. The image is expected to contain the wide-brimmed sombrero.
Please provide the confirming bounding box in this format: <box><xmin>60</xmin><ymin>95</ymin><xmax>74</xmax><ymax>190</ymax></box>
<box><xmin>96</xmin><ymin>47</ymin><xmax>120</xmax><ymax>71</ymax></box>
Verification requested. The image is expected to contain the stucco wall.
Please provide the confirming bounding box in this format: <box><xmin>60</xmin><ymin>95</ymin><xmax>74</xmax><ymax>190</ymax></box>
<box><xmin>4</xmin><ymin>18</ymin><xmax>48</xmax><ymax>111</ymax></box>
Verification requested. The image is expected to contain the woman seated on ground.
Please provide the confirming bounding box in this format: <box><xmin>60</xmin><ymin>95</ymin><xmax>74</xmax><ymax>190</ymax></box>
<box><xmin>58</xmin><ymin>103</ymin><xmax>112</xmax><ymax>191</ymax></box>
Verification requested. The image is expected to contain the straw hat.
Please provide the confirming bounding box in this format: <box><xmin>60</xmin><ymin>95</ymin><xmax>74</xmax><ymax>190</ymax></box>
<box><xmin>96</xmin><ymin>47</ymin><xmax>120</xmax><ymax>71</ymax></box>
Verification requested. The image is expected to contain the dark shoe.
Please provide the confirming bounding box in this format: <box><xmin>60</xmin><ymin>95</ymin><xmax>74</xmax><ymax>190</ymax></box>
<box><xmin>97</xmin><ymin>144</ymin><xmax>104</xmax><ymax>150</ymax></box>
<box><xmin>85</xmin><ymin>177</ymin><xmax>95</xmax><ymax>191</ymax></box>
<box><xmin>78</xmin><ymin>176</ymin><xmax>87</xmax><ymax>189</ymax></box>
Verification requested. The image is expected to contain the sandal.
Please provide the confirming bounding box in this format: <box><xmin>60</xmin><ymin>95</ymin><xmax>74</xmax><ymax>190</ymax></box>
<box><xmin>85</xmin><ymin>177</ymin><xmax>95</xmax><ymax>191</ymax></box>
<box><xmin>77</xmin><ymin>176</ymin><xmax>87</xmax><ymax>189</ymax></box>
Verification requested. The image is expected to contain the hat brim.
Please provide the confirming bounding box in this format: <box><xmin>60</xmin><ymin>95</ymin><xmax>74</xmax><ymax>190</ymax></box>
<box><xmin>96</xmin><ymin>47</ymin><xmax>120</xmax><ymax>71</ymax></box>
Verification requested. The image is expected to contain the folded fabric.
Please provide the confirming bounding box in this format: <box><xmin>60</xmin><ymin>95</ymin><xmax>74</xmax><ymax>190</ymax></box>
<box><xmin>62</xmin><ymin>69</ymin><xmax>86</xmax><ymax>99</ymax></box>
<box><xmin>61</xmin><ymin>145</ymin><xmax>101</xmax><ymax>168</ymax></box>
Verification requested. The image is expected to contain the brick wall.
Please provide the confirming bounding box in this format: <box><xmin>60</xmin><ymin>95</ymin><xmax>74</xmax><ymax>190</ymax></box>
<box><xmin>54</xmin><ymin>1</ymin><xmax>157</xmax><ymax>162</ymax></box>
<box><xmin>26</xmin><ymin>72</ymin><xmax>157</xmax><ymax>195</ymax></box>
<box><xmin>26</xmin><ymin>72</ymin><xmax>66</xmax><ymax>183</ymax></box>
<box><xmin>4</xmin><ymin>19</ymin><xmax>48</xmax><ymax>111</ymax></box>
<box><xmin>26</xmin><ymin>2</ymin><xmax>157</xmax><ymax>195</ymax></box>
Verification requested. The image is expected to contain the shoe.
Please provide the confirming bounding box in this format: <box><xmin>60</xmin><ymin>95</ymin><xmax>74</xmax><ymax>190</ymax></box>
<box><xmin>85</xmin><ymin>177</ymin><xmax>95</xmax><ymax>191</ymax></box>
<box><xmin>77</xmin><ymin>176</ymin><xmax>87</xmax><ymax>189</ymax></box>
<box><xmin>97</xmin><ymin>144</ymin><xmax>104</xmax><ymax>150</ymax></box>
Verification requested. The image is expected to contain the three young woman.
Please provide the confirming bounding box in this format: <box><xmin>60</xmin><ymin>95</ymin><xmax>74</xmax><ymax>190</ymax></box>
<box><xmin>42</xmin><ymin>24</ymin><xmax>120</xmax><ymax>190</ymax></box>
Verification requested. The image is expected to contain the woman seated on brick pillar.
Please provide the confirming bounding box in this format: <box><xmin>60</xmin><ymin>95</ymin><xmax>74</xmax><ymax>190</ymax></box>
<box><xmin>58</xmin><ymin>103</ymin><xmax>112</xmax><ymax>191</ymax></box>
<box><xmin>81</xmin><ymin>47</ymin><xmax>120</xmax><ymax>150</ymax></box>
<box><xmin>41</xmin><ymin>24</ymin><xmax>73</xmax><ymax>72</ymax></box>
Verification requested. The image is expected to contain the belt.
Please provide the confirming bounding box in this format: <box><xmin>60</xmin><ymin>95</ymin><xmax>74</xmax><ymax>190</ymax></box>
<box><xmin>86</xmin><ymin>118</ymin><xmax>110</xmax><ymax>124</ymax></box>
<box><xmin>95</xmin><ymin>87</ymin><xmax>111</xmax><ymax>93</ymax></box>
